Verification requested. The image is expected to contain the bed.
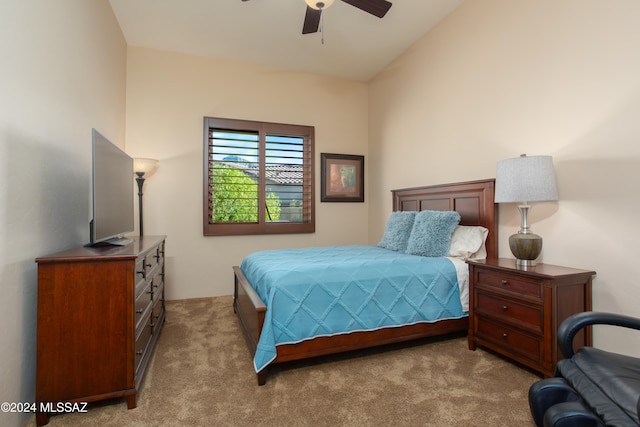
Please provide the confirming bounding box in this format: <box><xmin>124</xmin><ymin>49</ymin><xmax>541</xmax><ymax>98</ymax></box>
<box><xmin>233</xmin><ymin>179</ymin><xmax>498</xmax><ymax>385</ymax></box>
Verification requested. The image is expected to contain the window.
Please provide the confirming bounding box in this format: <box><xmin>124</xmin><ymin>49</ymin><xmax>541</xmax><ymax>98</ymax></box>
<box><xmin>203</xmin><ymin>117</ymin><xmax>315</xmax><ymax>236</ymax></box>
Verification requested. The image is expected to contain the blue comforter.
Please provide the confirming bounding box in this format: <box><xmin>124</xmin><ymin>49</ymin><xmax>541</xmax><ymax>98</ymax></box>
<box><xmin>240</xmin><ymin>245</ymin><xmax>466</xmax><ymax>372</ymax></box>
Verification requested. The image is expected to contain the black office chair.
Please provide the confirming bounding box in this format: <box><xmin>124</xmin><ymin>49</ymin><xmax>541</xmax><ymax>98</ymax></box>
<box><xmin>529</xmin><ymin>312</ymin><xmax>640</xmax><ymax>427</ymax></box>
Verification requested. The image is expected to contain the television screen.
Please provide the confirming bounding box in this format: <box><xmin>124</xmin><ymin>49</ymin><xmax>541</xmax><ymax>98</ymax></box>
<box><xmin>90</xmin><ymin>129</ymin><xmax>134</xmax><ymax>245</ymax></box>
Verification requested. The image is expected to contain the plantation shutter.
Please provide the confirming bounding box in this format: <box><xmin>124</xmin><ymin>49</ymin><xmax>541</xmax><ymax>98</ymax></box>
<box><xmin>204</xmin><ymin>117</ymin><xmax>315</xmax><ymax>236</ymax></box>
<box><xmin>208</xmin><ymin>129</ymin><xmax>260</xmax><ymax>223</ymax></box>
<box><xmin>265</xmin><ymin>134</ymin><xmax>313</xmax><ymax>224</ymax></box>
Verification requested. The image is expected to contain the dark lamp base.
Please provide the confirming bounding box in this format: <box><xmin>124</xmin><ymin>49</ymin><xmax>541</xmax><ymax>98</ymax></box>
<box><xmin>509</xmin><ymin>232</ymin><xmax>542</xmax><ymax>267</ymax></box>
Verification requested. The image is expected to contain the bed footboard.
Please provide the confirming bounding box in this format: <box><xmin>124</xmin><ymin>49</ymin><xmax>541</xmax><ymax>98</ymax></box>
<box><xmin>233</xmin><ymin>266</ymin><xmax>267</xmax><ymax>383</ymax></box>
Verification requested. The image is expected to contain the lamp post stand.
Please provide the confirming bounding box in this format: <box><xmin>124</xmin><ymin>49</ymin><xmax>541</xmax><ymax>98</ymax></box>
<box><xmin>136</xmin><ymin>172</ymin><xmax>145</xmax><ymax>236</ymax></box>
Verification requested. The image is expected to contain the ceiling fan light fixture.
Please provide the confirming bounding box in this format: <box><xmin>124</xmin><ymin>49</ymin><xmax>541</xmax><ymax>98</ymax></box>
<box><xmin>305</xmin><ymin>0</ymin><xmax>335</xmax><ymax>10</ymax></box>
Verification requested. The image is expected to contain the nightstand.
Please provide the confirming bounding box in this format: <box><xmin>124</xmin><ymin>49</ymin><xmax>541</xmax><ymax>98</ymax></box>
<box><xmin>467</xmin><ymin>258</ymin><xmax>595</xmax><ymax>377</ymax></box>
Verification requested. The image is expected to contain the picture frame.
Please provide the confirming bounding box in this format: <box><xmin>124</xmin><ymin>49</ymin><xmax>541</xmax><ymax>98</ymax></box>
<box><xmin>320</xmin><ymin>153</ymin><xmax>364</xmax><ymax>202</ymax></box>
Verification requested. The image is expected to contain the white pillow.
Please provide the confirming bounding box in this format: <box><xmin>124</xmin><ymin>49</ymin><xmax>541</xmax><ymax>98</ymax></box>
<box><xmin>448</xmin><ymin>225</ymin><xmax>489</xmax><ymax>260</ymax></box>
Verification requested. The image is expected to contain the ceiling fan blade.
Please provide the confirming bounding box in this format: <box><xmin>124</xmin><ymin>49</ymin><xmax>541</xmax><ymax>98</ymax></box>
<box><xmin>302</xmin><ymin>6</ymin><xmax>322</xmax><ymax>34</ymax></box>
<box><xmin>341</xmin><ymin>0</ymin><xmax>392</xmax><ymax>18</ymax></box>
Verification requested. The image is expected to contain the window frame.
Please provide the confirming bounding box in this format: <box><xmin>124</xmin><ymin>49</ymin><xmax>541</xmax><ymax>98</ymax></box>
<box><xmin>203</xmin><ymin>117</ymin><xmax>315</xmax><ymax>236</ymax></box>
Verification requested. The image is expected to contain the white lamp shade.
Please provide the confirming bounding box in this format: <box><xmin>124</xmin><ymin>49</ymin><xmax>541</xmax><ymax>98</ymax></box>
<box><xmin>305</xmin><ymin>0</ymin><xmax>336</xmax><ymax>10</ymax></box>
<box><xmin>133</xmin><ymin>158</ymin><xmax>159</xmax><ymax>177</ymax></box>
<box><xmin>494</xmin><ymin>155</ymin><xmax>558</xmax><ymax>203</ymax></box>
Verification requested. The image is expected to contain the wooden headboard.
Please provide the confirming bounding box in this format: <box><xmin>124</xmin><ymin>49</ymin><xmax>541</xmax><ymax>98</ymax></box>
<box><xmin>391</xmin><ymin>179</ymin><xmax>498</xmax><ymax>259</ymax></box>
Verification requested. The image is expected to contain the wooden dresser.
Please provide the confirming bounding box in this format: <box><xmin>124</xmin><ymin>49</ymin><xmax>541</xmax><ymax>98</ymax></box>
<box><xmin>467</xmin><ymin>258</ymin><xmax>595</xmax><ymax>377</ymax></box>
<box><xmin>35</xmin><ymin>235</ymin><xmax>166</xmax><ymax>426</ymax></box>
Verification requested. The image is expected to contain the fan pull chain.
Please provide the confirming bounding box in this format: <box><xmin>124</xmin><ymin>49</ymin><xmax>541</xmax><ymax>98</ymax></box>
<box><xmin>320</xmin><ymin>10</ymin><xmax>325</xmax><ymax>45</ymax></box>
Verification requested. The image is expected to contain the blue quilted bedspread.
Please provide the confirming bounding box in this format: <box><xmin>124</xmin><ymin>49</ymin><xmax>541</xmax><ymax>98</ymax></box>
<box><xmin>240</xmin><ymin>245</ymin><xmax>466</xmax><ymax>373</ymax></box>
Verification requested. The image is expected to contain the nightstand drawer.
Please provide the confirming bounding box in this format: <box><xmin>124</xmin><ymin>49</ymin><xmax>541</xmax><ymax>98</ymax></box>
<box><xmin>476</xmin><ymin>292</ymin><xmax>543</xmax><ymax>333</ymax></box>
<box><xmin>476</xmin><ymin>318</ymin><xmax>541</xmax><ymax>359</ymax></box>
<box><xmin>477</xmin><ymin>270</ymin><xmax>542</xmax><ymax>299</ymax></box>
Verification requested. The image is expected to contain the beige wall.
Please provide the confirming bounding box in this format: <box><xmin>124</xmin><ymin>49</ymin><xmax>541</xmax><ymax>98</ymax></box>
<box><xmin>124</xmin><ymin>47</ymin><xmax>369</xmax><ymax>300</ymax></box>
<box><xmin>0</xmin><ymin>1</ymin><xmax>126</xmax><ymax>426</ymax></box>
<box><xmin>369</xmin><ymin>0</ymin><xmax>640</xmax><ymax>355</ymax></box>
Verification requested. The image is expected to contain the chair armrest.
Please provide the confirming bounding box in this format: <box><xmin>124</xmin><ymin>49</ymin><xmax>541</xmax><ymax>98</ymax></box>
<box><xmin>558</xmin><ymin>312</ymin><xmax>640</xmax><ymax>358</ymax></box>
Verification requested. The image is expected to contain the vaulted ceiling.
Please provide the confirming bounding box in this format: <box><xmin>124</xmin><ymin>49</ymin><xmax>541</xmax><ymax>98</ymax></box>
<box><xmin>109</xmin><ymin>0</ymin><xmax>464</xmax><ymax>81</ymax></box>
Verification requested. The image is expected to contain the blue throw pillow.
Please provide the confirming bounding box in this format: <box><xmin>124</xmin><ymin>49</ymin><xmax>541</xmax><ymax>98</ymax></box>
<box><xmin>406</xmin><ymin>210</ymin><xmax>461</xmax><ymax>257</ymax></box>
<box><xmin>378</xmin><ymin>211</ymin><xmax>417</xmax><ymax>252</ymax></box>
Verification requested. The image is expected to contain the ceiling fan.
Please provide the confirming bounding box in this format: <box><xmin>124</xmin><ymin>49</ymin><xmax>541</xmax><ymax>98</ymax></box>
<box><xmin>302</xmin><ymin>0</ymin><xmax>392</xmax><ymax>34</ymax></box>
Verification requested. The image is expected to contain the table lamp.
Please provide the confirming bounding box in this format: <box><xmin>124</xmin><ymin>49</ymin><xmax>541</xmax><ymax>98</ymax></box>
<box><xmin>494</xmin><ymin>154</ymin><xmax>558</xmax><ymax>267</ymax></box>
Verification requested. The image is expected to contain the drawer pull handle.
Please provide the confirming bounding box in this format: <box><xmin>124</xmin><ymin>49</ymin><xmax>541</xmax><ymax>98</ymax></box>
<box><xmin>501</xmin><ymin>279</ymin><xmax>508</xmax><ymax>286</ymax></box>
<box><xmin>502</xmin><ymin>333</ymin><xmax>508</xmax><ymax>339</ymax></box>
<box><xmin>136</xmin><ymin>309</ymin><xmax>143</xmax><ymax>314</ymax></box>
<box><xmin>146</xmin><ymin>263</ymin><xmax>152</xmax><ymax>268</ymax></box>
<box><xmin>136</xmin><ymin>270</ymin><xmax>145</xmax><ymax>277</ymax></box>
<box><xmin>501</xmin><ymin>305</ymin><xmax>508</xmax><ymax>312</ymax></box>
<box><xmin>136</xmin><ymin>350</ymin><xmax>143</xmax><ymax>356</ymax></box>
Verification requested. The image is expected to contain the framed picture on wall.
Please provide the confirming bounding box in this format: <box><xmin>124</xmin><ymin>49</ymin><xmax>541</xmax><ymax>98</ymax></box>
<box><xmin>320</xmin><ymin>153</ymin><xmax>364</xmax><ymax>202</ymax></box>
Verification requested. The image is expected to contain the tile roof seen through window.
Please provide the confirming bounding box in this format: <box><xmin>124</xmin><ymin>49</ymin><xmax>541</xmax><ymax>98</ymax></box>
<box><xmin>218</xmin><ymin>162</ymin><xmax>303</xmax><ymax>185</ymax></box>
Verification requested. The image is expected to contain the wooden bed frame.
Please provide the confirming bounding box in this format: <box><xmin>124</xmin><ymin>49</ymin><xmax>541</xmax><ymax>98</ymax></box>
<box><xmin>233</xmin><ymin>179</ymin><xmax>498</xmax><ymax>385</ymax></box>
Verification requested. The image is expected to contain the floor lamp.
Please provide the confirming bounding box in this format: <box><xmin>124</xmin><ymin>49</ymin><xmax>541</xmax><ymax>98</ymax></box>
<box><xmin>133</xmin><ymin>158</ymin><xmax>159</xmax><ymax>236</ymax></box>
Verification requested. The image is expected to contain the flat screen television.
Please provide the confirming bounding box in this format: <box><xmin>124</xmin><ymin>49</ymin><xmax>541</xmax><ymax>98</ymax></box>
<box><xmin>88</xmin><ymin>129</ymin><xmax>134</xmax><ymax>246</ymax></box>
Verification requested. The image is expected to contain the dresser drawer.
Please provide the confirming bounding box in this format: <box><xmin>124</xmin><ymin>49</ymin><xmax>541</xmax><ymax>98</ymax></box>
<box><xmin>146</xmin><ymin>261</ymin><xmax>159</xmax><ymax>285</ymax></box>
<box><xmin>157</xmin><ymin>242</ymin><xmax>165</xmax><ymax>265</ymax></box>
<box><xmin>477</xmin><ymin>270</ymin><xmax>542</xmax><ymax>300</ymax></box>
<box><xmin>135</xmin><ymin>257</ymin><xmax>146</xmax><ymax>293</ymax></box>
<box><xmin>152</xmin><ymin>301</ymin><xmax>165</xmax><ymax>332</ymax></box>
<box><xmin>476</xmin><ymin>317</ymin><xmax>541</xmax><ymax>360</ymax></box>
<box><xmin>152</xmin><ymin>277</ymin><xmax>164</xmax><ymax>305</ymax></box>
<box><xmin>135</xmin><ymin>250</ymin><xmax>159</xmax><ymax>285</ymax></box>
<box><xmin>135</xmin><ymin>276</ymin><xmax>152</xmax><ymax>301</ymax></box>
<box><xmin>145</xmin><ymin>250</ymin><xmax>159</xmax><ymax>272</ymax></box>
<box><xmin>476</xmin><ymin>291</ymin><xmax>543</xmax><ymax>333</ymax></box>
<box><xmin>134</xmin><ymin>313</ymin><xmax>153</xmax><ymax>374</ymax></box>
<box><xmin>135</xmin><ymin>296</ymin><xmax>153</xmax><ymax>336</ymax></box>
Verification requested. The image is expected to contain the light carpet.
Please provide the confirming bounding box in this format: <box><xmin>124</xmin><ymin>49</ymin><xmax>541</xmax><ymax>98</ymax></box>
<box><xmin>29</xmin><ymin>296</ymin><xmax>539</xmax><ymax>426</ymax></box>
